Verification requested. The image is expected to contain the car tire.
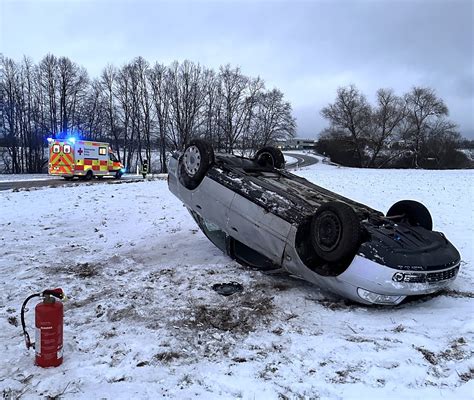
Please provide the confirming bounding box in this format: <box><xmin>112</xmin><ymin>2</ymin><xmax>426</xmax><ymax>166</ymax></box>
<box><xmin>254</xmin><ymin>146</ymin><xmax>285</xmax><ymax>169</ymax></box>
<box><xmin>311</xmin><ymin>201</ymin><xmax>361</xmax><ymax>263</ymax></box>
<box><xmin>180</xmin><ymin>139</ymin><xmax>214</xmax><ymax>190</ymax></box>
<box><xmin>115</xmin><ymin>171</ymin><xmax>123</xmax><ymax>179</ymax></box>
<box><xmin>85</xmin><ymin>170</ymin><xmax>93</xmax><ymax>181</ymax></box>
<box><xmin>386</xmin><ymin>200</ymin><xmax>433</xmax><ymax>230</ymax></box>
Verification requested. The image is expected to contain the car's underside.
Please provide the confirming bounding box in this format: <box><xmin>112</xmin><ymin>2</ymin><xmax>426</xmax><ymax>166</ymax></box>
<box><xmin>168</xmin><ymin>140</ymin><xmax>461</xmax><ymax>305</ymax></box>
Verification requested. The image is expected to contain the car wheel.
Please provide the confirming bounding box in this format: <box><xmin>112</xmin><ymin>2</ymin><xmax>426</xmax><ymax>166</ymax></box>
<box><xmin>254</xmin><ymin>146</ymin><xmax>285</xmax><ymax>169</ymax></box>
<box><xmin>311</xmin><ymin>201</ymin><xmax>361</xmax><ymax>263</ymax></box>
<box><xmin>180</xmin><ymin>139</ymin><xmax>214</xmax><ymax>190</ymax></box>
<box><xmin>386</xmin><ymin>200</ymin><xmax>432</xmax><ymax>230</ymax></box>
<box><xmin>115</xmin><ymin>171</ymin><xmax>123</xmax><ymax>179</ymax></box>
<box><xmin>85</xmin><ymin>170</ymin><xmax>93</xmax><ymax>181</ymax></box>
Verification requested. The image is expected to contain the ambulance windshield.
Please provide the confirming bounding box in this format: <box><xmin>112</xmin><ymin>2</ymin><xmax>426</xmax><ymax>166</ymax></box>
<box><xmin>110</xmin><ymin>153</ymin><xmax>118</xmax><ymax>162</ymax></box>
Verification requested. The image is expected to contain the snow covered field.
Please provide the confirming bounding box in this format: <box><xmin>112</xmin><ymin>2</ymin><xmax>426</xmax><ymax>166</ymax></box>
<box><xmin>0</xmin><ymin>160</ymin><xmax>472</xmax><ymax>399</ymax></box>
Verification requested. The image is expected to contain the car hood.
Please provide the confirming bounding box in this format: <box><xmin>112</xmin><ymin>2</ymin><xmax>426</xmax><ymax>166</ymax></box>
<box><xmin>359</xmin><ymin>223</ymin><xmax>460</xmax><ymax>271</ymax></box>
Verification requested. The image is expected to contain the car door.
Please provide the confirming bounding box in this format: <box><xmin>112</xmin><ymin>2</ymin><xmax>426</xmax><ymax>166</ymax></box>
<box><xmin>190</xmin><ymin>176</ymin><xmax>235</xmax><ymax>231</ymax></box>
<box><xmin>226</xmin><ymin>193</ymin><xmax>290</xmax><ymax>264</ymax></box>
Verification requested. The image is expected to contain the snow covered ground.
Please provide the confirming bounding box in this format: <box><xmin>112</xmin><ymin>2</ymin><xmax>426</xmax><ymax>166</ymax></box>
<box><xmin>0</xmin><ymin>159</ymin><xmax>472</xmax><ymax>399</ymax></box>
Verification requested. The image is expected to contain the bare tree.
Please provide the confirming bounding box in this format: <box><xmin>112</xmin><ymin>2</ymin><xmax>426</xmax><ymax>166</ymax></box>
<box><xmin>133</xmin><ymin>57</ymin><xmax>153</xmax><ymax>170</ymax></box>
<box><xmin>254</xmin><ymin>88</ymin><xmax>296</xmax><ymax>149</ymax></box>
<box><xmin>100</xmin><ymin>64</ymin><xmax>121</xmax><ymax>159</ymax></box>
<box><xmin>1</xmin><ymin>55</ymin><xmax>298</xmax><ymax>173</ymax></box>
<box><xmin>319</xmin><ymin>85</ymin><xmax>464</xmax><ymax>169</ymax></box>
<box><xmin>403</xmin><ymin>86</ymin><xmax>449</xmax><ymax>167</ymax></box>
<box><xmin>38</xmin><ymin>54</ymin><xmax>59</xmax><ymax>137</ymax></box>
<box><xmin>422</xmin><ymin>119</ymin><xmax>460</xmax><ymax>168</ymax></box>
<box><xmin>217</xmin><ymin>66</ymin><xmax>265</xmax><ymax>153</ymax></box>
<box><xmin>167</xmin><ymin>60</ymin><xmax>206</xmax><ymax>149</ymax></box>
<box><xmin>115</xmin><ymin>63</ymin><xmax>134</xmax><ymax>167</ymax></box>
<box><xmin>366</xmin><ymin>88</ymin><xmax>405</xmax><ymax>167</ymax></box>
<box><xmin>57</xmin><ymin>56</ymin><xmax>89</xmax><ymax>134</ymax></box>
<box><xmin>148</xmin><ymin>62</ymin><xmax>171</xmax><ymax>172</ymax></box>
<box><xmin>200</xmin><ymin>68</ymin><xmax>222</xmax><ymax>150</ymax></box>
<box><xmin>321</xmin><ymin>85</ymin><xmax>371</xmax><ymax>167</ymax></box>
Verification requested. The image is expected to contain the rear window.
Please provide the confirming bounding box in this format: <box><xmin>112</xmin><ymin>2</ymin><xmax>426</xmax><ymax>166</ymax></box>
<box><xmin>52</xmin><ymin>144</ymin><xmax>60</xmax><ymax>153</ymax></box>
<box><xmin>63</xmin><ymin>144</ymin><xmax>71</xmax><ymax>154</ymax></box>
<box><xmin>191</xmin><ymin>211</ymin><xmax>227</xmax><ymax>252</ymax></box>
<box><xmin>232</xmin><ymin>240</ymin><xmax>277</xmax><ymax>271</ymax></box>
<box><xmin>201</xmin><ymin>219</ymin><xmax>227</xmax><ymax>252</ymax></box>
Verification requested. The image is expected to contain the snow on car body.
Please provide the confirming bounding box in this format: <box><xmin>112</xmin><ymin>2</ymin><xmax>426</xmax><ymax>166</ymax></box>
<box><xmin>48</xmin><ymin>138</ymin><xmax>124</xmax><ymax>180</ymax></box>
<box><xmin>168</xmin><ymin>140</ymin><xmax>461</xmax><ymax>305</ymax></box>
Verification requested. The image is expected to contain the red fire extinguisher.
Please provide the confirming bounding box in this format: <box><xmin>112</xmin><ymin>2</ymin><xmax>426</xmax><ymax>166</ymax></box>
<box><xmin>20</xmin><ymin>288</ymin><xmax>66</xmax><ymax>368</ymax></box>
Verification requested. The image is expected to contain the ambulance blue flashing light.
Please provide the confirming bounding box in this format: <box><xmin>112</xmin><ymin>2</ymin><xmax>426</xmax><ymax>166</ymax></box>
<box><xmin>47</xmin><ymin>136</ymin><xmax>77</xmax><ymax>144</ymax></box>
<box><xmin>121</xmin><ymin>168</ymin><xmax>126</xmax><ymax>173</ymax></box>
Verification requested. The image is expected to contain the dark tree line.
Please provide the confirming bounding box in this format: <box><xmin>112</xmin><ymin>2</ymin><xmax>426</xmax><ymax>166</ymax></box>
<box><xmin>318</xmin><ymin>85</ymin><xmax>470</xmax><ymax>169</ymax></box>
<box><xmin>0</xmin><ymin>55</ymin><xmax>296</xmax><ymax>173</ymax></box>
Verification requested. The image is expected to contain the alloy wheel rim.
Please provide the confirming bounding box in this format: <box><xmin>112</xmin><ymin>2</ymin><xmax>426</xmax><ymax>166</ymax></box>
<box><xmin>183</xmin><ymin>145</ymin><xmax>201</xmax><ymax>177</ymax></box>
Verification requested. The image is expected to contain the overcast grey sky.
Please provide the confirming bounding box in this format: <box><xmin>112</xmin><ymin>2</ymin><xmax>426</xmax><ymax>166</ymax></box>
<box><xmin>1</xmin><ymin>0</ymin><xmax>473</xmax><ymax>137</ymax></box>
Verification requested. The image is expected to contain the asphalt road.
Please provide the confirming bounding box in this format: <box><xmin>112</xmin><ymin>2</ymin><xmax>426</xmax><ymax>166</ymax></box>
<box><xmin>0</xmin><ymin>176</ymin><xmax>143</xmax><ymax>191</ymax></box>
<box><xmin>284</xmin><ymin>152</ymin><xmax>319</xmax><ymax>169</ymax></box>
<box><xmin>0</xmin><ymin>153</ymin><xmax>319</xmax><ymax>191</ymax></box>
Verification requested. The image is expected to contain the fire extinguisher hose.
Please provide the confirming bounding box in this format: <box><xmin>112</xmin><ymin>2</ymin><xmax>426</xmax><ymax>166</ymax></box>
<box><xmin>20</xmin><ymin>292</ymin><xmax>41</xmax><ymax>349</ymax></box>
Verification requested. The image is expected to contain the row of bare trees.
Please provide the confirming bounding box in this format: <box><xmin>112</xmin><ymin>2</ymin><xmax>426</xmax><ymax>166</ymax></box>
<box><xmin>319</xmin><ymin>85</ymin><xmax>467</xmax><ymax>168</ymax></box>
<box><xmin>0</xmin><ymin>54</ymin><xmax>296</xmax><ymax>173</ymax></box>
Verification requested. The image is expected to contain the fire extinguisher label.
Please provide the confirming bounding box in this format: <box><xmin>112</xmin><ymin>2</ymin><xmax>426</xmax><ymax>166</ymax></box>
<box><xmin>35</xmin><ymin>328</ymin><xmax>41</xmax><ymax>355</ymax></box>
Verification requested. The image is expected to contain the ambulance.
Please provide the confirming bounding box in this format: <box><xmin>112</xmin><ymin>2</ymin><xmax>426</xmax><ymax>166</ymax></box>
<box><xmin>48</xmin><ymin>138</ymin><xmax>125</xmax><ymax>180</ymax></box>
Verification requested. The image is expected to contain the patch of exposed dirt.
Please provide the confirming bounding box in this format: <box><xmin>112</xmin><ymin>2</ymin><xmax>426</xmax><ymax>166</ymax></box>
<box><xmin>153</xmin><ymin>351</ymin><xmax>182</xmax><ymax>363</ymax></box>
<box><xmin>415</xmin><ymin>346</ymin><xmax>438</xmax><ymax>365</ymax></box>
<box><xmin>187</xmin><ymin>295</ymin><xmax>274</xmax><ymax>333</ymax></box>
<box><xmin>72</xmin><ymin>262</ymin><xmax>100</xmax><ymax>278</ymax></box>
<box><xmin>415</xmin><ymin>337</ymin><xmax>471</xmax><ymax>366</ymax></box>
<box><xmin>329</xmin><ymin>364</ymin><xmax>363</xmax><ymax>384</ymax></box>
<box><xmin>107</xmin><ymin>305</ymin><xmax>142</xmax><ymax>322</ymax></box>
<box><xmin>308</xmin><ymin>297</ymin><xmax>358</xmax><ymax>311</ymax></box>
<box><xmin>179</xmin><ymin>287</ymin><xmax>275</xmax><ymax>335</ymax></box>
<box><xmin>47</xmin><ymin>262</ymin><xmax>101</xmax><ymax>278</ymax></box>
<box><xmin>459</xmin><ymin>367</ymin><xmax>474</xmax><ymax>382</ymax></box>
<box><xmin>443</xmin><ymin>290</ymin><xmax>474</xmax><ymax>298</ymax></box>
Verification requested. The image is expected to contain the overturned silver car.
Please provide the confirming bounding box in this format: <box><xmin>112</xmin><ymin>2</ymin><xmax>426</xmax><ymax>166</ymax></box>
<box><xmin>168</xmin><ymin>140</ymin><xmax>461</xmax><ymax>305</ymax></box>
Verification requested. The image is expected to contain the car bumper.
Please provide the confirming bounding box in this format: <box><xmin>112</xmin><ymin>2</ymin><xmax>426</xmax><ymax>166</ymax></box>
<box><xmin>317</xmin><ymin>255</ymin><xmax>459</xmax><ymax>305</ymax></box>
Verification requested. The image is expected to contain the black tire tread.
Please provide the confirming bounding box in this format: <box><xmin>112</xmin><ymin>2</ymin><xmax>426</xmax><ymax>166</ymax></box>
<box><xmin>386</xmin><ymin>200</ymin><xmax>433</xmax><ymax>230</ymax></box>
<box><xmin>255</xmin><ymin>146</ymin><xmax>285</xmax><ymax>169</ymax></box>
